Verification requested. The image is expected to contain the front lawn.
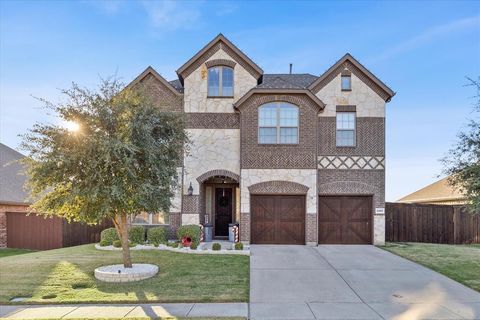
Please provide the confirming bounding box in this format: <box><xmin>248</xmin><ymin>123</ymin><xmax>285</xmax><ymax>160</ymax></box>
<box><xmin>382</xmin><ymin>242</ymin><xmax>480</xmax><ymax>292</ymax></box>
<box><xmin>0</xmin><ymin>248</ymin><xmax>36</xmax><ymax>258</ymax></box>
<box><xmin>0</xmin><ymin>244</ymin><xmax>249</xmax><ymax>304</ymax></box>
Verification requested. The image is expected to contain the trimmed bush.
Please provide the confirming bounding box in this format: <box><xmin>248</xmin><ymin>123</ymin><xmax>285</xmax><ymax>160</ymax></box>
<box><xmin>112</xmin><ymin>240</ymin><xmax>122</xmax><ymax>248</ymax></box>
<box><xmin>177</xmin><ymin>225</ymin><xmax>201</xmax><ymax>246</ymax></box>
<box><xmin>171</xmin><ymin>242</ymin><xmax>179</xmax><ymax>248</ymax></box>
<box><xmin>147</xmin><ymin>227</ymin><xmax>167</xmax><ymax>246</ymax></box>
<box><xmin>190</xmin><ymin>243</ymin><xmax>198</xmax><ymax>250</ymax></box>
<box><xmin>212</xmin><ymin>243</ymin><xmax>221</xmax><ymax>251</ymax></box>
<box><xmin>99</xmin><ymin>239</ymin><xmax>110</xmax><ymax>247</ymax></box>
<box><xmin>100</xmin><ymin>228</ymin><xmax>119</xmax><ymax>245</ymax></box>
<box><xmin>234</xmin><ymin>242</ymin><xmax>243</xmax><ymax>250</ymax></box>
<box><xmin>129</xmin><ymin>242</ymin><xmax>137</xmax><ymax>247</ymax></box>
<box><xmin>128</xmin><ymin>225</ymin><xmax>145</xmax><ymax>244</ymax></box>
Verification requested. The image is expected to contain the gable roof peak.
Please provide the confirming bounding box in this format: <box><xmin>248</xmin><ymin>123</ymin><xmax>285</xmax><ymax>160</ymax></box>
<box><xmin>309</xmin><ymin>53</ymin><xmax>395</xmax><ymax>102</ymax></box>
<box><xmin>176</xmin><ymin>33</ymin><xmax>263</xmax><ymax>84</ymax></box>
<box><xmin>126</xmin><ymin>66</ymin><xmax>182</xmax><ymax>96</ymax></box>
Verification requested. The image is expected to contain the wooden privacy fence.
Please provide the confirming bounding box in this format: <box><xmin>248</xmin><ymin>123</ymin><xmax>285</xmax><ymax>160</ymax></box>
<box><xmin>386</xmin><ymin>202</ymin><xmax>480</xmax><ymax>244</ymax></box>
<box><xmin>6</xmin><ymin>212</ymin><xmax>113</xmax><ymax>250</ymax></box>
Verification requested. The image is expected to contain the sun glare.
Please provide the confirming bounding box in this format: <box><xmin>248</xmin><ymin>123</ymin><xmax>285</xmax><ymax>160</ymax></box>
<box><xmin>65</xmin><ymin>121</ymin><xmax>80</xmax><ymax>132</ymax></box>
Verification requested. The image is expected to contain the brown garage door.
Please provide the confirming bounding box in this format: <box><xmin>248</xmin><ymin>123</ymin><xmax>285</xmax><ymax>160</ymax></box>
<box><xmin>251</xmin><ymin>195</ymin><xmax>305</xmax><ymax>244</ymax></box>
<box><xmin>318</xmin><ymin>196</ymin><xmax>372</xmax><ymax>244</ymax></box>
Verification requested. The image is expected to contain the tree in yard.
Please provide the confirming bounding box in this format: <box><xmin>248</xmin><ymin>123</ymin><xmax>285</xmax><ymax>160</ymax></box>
<box><xmin>21</xmin><ymin>79</ymin><xmax>188</xmax><ymax>267</ymax></box>
<box><xmin>442</xmin><ymin>77</ymin><xmax>480</xmax><ymax>211</ymax></box>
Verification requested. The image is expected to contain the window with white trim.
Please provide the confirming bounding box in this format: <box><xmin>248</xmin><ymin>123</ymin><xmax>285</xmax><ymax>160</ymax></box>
<box><xmin>258</xmin><ymin>102</ymin><xmax>299</xmax><ymax>144</ymax></box>
<box><xmin>132</xmin><ymin>212</ymin><xmax>169</xmax><ymax>225</ymax></box>
<box><xmin>208</xmin><ymin>66</ymin><xmax>233</xmax><ymax>97</ymax></box>
<box><xmin>336</xmin><ymin>112</ymin><xmax>356</xmax><ymax>146</ymax></box>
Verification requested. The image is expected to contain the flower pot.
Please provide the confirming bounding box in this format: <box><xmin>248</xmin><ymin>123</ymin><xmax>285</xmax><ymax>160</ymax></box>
<box><xmin>181</xmin><ymin>236</ymin><xmax>192</xmax><ymax>247</ymax></box>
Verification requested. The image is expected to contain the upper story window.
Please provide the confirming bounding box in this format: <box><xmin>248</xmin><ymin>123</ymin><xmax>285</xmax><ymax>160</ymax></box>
<box><xmin>208</xmin><ymin>66</ymin><xmax>233</xmax><ymax>97</ymax></box>
<box><xmin>336</xmin><ymin>112</ymin><xmax>356</xmax><ymax>147</ymax></box>
<box><xmin>258</xmin><ymin>102</ymin><xmax>299</xmax><ymax>144</ymax></box>
<box><xmin>341</xmin><ymin>74</ymin><xmax>351</xmax><ymax>91</ymax></box>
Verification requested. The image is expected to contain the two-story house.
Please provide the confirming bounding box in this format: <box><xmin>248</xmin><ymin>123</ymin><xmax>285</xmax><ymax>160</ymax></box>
<box><xmin>128</xmin><ymin>34</ymin><xmax>394</xmax><ymax>246</ymax></box>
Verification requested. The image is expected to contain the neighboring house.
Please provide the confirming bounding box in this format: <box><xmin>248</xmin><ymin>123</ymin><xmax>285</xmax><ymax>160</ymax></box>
<box><xmin>128</xmin><ymin>34</ymin><xmax>395</xmax><ymax>246</ymax></box>
<box><xmin>0</xmin><ymin>143</ymin><xmax>110</xmax><ymax>250</ymax></box>
<box><xmin>397</xmin><ymin>176</ymin><xmax>467</xmax><ymax>205</ymax></box>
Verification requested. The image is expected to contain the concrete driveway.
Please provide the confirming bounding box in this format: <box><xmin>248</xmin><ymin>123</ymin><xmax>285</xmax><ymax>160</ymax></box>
<box><xmin>250</xmin><ymin>245</ymin><xmax>480</xmax><ymax>320</ymax></box>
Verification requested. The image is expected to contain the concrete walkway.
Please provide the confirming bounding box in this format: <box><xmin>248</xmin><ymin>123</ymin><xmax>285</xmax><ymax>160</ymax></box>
<box><xmin>250</xmin><ymin>245</ymin><xmax>480</xmax><ymax>320</ymax></box>
<box><xmin>0</xmin><ymin>303</ymin><xmax>248</xmax><ymax>319</ymax></box>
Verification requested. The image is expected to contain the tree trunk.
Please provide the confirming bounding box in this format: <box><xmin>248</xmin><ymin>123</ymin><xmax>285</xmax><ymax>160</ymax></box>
<box><xmin>113</xmin><ymin>213</ymin><xmax>133</xmax><ymax>268</ymax></box>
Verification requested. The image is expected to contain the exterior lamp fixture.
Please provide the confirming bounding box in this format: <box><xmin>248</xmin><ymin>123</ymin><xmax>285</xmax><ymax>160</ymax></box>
<box><xmin>188</xmin><ymin>182</ymin><xmax>193</xmax><ymax>196</ymax></box>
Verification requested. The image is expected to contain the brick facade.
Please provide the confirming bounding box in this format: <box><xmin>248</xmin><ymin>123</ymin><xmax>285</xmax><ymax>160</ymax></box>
<box><xmin>248</xmin><ymin>180</ymin><xmax>309</xmax><ymax>194</ymax></box>
<box><xmin>137</xmin><ymin>73</ymin><xmax>183</xmax><ymax>113</ymax></box>
<box><xmin>186</xmin><ymin>113</ymin><xmax>239</xmax><ymax>129</ymax></box>
<box><xmin>240</xmin><ymin>94</ymin><xmax>319</xmax><ymax>169</ymax></box>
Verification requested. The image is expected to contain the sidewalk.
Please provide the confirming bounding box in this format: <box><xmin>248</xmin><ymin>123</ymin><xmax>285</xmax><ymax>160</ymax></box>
<box><xmin>0</xmin><ymin>303</ymin><xmax>248</xmax><ymax>319</ymax></box>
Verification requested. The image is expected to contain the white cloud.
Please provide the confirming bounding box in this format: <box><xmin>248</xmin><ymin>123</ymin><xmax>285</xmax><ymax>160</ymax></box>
<box><xmin>376</xmin><ymin>15</ymin><xmax>480</xmax><ymax>62</ymax></box>
<box><xmin>141</xmin><ymin>0</ymin><xmax>202</xmax><ymax>30</ymax></box>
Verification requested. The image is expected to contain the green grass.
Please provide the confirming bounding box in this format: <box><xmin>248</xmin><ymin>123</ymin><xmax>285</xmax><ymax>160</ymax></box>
<box><xmin>0</xmin><ymin>248</ymin><xmax>36</xmax><ymax>258</ymax></box>
<box><xmin>0</xmin><ymin>244</ymin><xmax>249</xmax><ymax>304</ymax></box>
<box><xmin>382</xmin><ymin>242</ymin><xmax>480</xmax><ymax>292</ymax></box>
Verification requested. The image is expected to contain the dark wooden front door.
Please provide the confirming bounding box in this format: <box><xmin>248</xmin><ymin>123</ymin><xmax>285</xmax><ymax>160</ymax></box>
<box><xmin>318</xmin><ymin>196</ymin><xmax>372</xmax><ymax>244</ymax></box>
<box><xmin>215</xmin><ymin>188</ymin><xmax>233</xmax><ymax>237</ymax></box>
<box><xmin>251</xmin><ymin>195</ymin><xmax>305</xmax><ymax>244</ymax></box>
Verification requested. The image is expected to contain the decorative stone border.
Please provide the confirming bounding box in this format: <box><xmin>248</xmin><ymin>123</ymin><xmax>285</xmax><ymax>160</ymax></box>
<box><xmin>95</xmin><ymin>243</ymin><xmax>250</xmax><ymax>256</ymax></box>
<box><xmin>94</xmin><ymin>264</ymin><xmax>158</xmax><ymax>282</ymax></box>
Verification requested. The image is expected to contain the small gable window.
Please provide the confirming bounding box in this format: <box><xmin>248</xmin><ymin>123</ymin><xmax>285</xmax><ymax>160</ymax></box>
<box><xmin>341</xmin><ymin>74</ymin><xmax>351</xmax><ymax>91</ymax></box>
<box><xmin>258</xmin><ymin>102</ymin><xmax>299</xmax><ymax>144</ymax></box>
<box><xmin>208</xmin><ymin>66</ymin><xmax>233</xmax><ymax>97</ymax></box>
<box><xmin>336</xmin><ymin>112</ymin><xmax>356</xmax><ymax>147</ymax></box>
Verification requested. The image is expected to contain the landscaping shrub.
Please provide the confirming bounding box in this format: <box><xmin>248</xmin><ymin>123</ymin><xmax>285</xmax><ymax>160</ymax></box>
<box><xmin>112</xmin><ymin>240</ymin><xmax>122</xmax><ymax>248</ymax></box>
<box><xmin>171</xmin><ymin>242</ymin><xmax>179</xmax><ymax>248</ymax></box>
<box><xmin>177</xmin><ymin>225</ymin><xmax>201</xmax><ymax>246</ymax></box>
<box><xmin>234</xmin><ymin>242</ymin><xmax>243</xmax><ymax>250</ymax></box>
<box><xmin>212</xmin><ymin>243</ymin><xmax>221</xmax><ymax>251</ymax></box>
<box><xmin>128</xmin><ymin>225</ymin><xmax>145</xmax><ymax>244</ymax></box>
<box><xmin>100</xmin><ymin>228</ymin><xmax>119</xmax><ymax>245</ymax></box>
<box><xmin>147</xmin><ymin>227</ymin><xmax>167</xmax><ymax>246</ymax></box>
<box><xmin>190</xmin><ymin>243</ymin><xmax>198</xmax><ymax>250</ymax></box>
<box><xmin>99</xmin><ymin>239</ymin><xmax>109</xmax><ymax>247</ymax></box>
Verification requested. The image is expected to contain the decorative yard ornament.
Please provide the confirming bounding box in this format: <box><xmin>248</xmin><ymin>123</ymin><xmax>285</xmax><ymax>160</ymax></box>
<box><xmin>21</xmin><ymin>78</ymin><xmax>189</xmax><ymax>268</ymax></box>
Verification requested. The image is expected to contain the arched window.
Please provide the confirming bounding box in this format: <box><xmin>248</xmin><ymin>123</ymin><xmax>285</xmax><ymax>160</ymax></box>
<box><xmin>258</xmin><ymin>102</ymin><xmax>299</xmax><ymax>144</ymax></box>
<box><xmin>208</xmin><ymin>66</ymin><xmax>233</xmax><ymax>97</ymax></box>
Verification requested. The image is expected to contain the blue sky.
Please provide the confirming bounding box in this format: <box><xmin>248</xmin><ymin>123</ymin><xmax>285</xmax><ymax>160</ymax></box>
<box><xmin>1</xmin><ymin>0</ymin><xmax>479</xmax><ymax>201</ymax></box>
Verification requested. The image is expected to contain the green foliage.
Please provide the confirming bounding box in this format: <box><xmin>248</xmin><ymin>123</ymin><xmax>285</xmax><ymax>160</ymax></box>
<box><xmin>170</xmin><ymin>242</ymin><xmax>179</xmax><ymax>248</ymax></box>
<box><xmin>234</xmin><ymin>242</ymin><xmax>244</xmax><ymax>250</ymax></box>
<box><xmin>212</xmin><ymin>243</ymin><xmax>221</xmax><ymax>251</ymax></box>
<box><xmin>177</xmin><ymin>225</ymin><xmax>201</xmax><ymax>246</ymax></box>
<box><xmin>100</xmin><ymin>228</ymin><xmax>118</xmax><ymax>245</ymax></box>
<box><xmin>99</xmin><ymin>240</ymin><xmax>109</xmax><ymax>247</ymax></box>
<box><xmin>128</xmin><ymin>225</ymin><xmax>145</xmax><ymax>244</ymax></box>
<box><xmin>112</xmin><ymin>240</ymin><xmax>122</xmax><ymax>248</ymax></box>
<box><xmin>147</xmin><ymin>227</ymin><xmax>167</xmax><ymax>246</ymax></box>
<box><xmin>442</xmin><ymin>77</ymin><xmax>480</xmax><ymax>211</ymax></box>
<box><xmin>20</xmin><ymin>79</ymin><xmax>189</xmax><ymax>267</ymax></box>
<box><xmin>190</xmin><ymin>243</ymin><xmax>198</xmax><ymax>250</ymax></box>
<box><xmin>128</xmin><ymin>242</ymin><xmax>136</xmax><ymax>248</ymax></box>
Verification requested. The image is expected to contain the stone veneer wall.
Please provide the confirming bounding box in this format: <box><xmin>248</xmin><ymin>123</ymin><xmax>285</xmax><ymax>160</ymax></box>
<box><xmin>183</xmin><ymin>50</ymin><xmax>257</xmax><ymax>113</ymax></box>
<box><xmin>240</xmin><ymin>169</ymin><xmax>317</xmax><ymax>244</ymax></box>
<box><xmin>315</xmin><ymin>73</ymin><xmax>385</xmax><ymax>117</ymax></box>
<box><xmin>317</xmin><ymin>169</ymin><xmax>385</xmax><ymax>245</ymax></box>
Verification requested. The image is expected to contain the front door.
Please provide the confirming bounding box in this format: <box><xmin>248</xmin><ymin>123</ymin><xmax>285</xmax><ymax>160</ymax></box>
<box><xmin>215</xmin><ymin>188</ymin><xmax>233</xmax><ymax>237</ymax></box>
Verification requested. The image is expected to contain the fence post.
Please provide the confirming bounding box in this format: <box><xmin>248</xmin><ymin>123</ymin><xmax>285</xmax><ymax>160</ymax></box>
<box><xmin>453</xmin><ymin>206</ymin><xmax>461</xmax><ymax>244</ymax></box>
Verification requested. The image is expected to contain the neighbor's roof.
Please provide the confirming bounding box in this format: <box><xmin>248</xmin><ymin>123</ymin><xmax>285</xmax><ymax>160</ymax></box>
<box><xmin>0</xmin><ymin>143</ymin><xmax>29</xmax><ymax>205</ymax></box>
<box><xmin>397</xmin><ymin>176</ymin><xmax>467</xmax><ymax>204</ymax></box>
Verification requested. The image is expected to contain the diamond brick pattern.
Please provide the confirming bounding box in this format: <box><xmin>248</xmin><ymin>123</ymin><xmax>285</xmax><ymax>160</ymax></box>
<box><xmin>186</xmin><ymin>113</ymin><xmax>240</xmax><ymax>129</ymax></box>
<box><xmin>318</xmin><ymin>155</ymin><xmax>385</xmax><ymax>170</ymax></box>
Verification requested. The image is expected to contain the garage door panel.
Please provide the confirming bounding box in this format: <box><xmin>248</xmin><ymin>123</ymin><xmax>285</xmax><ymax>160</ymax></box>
<box><xmin>318</xmin><ymin>196</ymin><xmax>372</xmax><ymax>244</ymax></box>
<box><xmin>251</xmin><ymin>195</ymin><xmax>305</xmax><ymax>245</ymax></box>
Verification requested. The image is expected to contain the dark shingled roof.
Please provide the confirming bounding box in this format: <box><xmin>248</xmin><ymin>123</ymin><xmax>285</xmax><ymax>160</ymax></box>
<box><xmin>168</xmin><ymin>79</ymin><xmax>184</xmax><ymax>93</ymax></box>
<box><xmin>257</xmin><ymin>74</ymin><xmax>318</xmax><ymax>89</ymax></box>
<box><xmin>0</xmin><ymin>143</ymin><xmax>29</xmax><ymax>205</ymax></box>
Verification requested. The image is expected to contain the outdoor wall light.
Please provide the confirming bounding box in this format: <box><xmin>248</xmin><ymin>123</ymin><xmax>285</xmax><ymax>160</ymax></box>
<box><xmin>188</xmin><ymin>182</ymin><xmax>193</xmax><ymax>196</ymax></box>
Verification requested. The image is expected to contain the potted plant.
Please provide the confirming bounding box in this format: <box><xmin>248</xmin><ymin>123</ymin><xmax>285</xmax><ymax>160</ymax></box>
<box><xmin>181</xmin><ymin>236</ymin><xmax>192</xmax><ymax>247</ymax></box>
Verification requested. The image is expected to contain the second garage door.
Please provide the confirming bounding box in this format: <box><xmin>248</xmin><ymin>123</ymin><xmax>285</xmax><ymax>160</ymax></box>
<box><xmin>251</xmin><ymin>195</ymin><xmax>305</xmax><ymax>244</ymax></box>
<box><xmin>318</xmin><ymin>196</ymin><xmax>372</xmax><ymax>244</ymax></box>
